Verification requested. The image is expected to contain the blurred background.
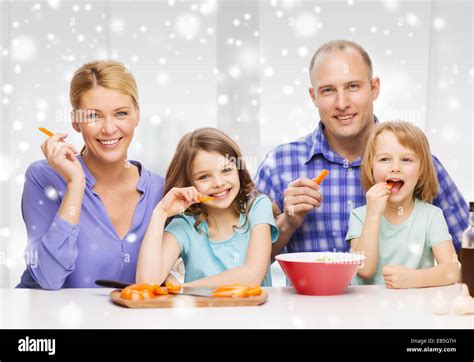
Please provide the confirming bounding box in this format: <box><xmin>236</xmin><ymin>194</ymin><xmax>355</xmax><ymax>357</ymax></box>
<box><xmin>0</xmin><ymin>0</ymin><xmax>472</xmax><ymax>288</ymax></box>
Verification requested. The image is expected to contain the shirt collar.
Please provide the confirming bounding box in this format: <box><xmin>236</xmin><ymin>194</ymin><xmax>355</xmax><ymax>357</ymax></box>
<box><xmin>305</xmin><ymin>115</ymin><xmax>379</xmax><ymax>166</ymax></box>
<box><xmin>78</xmin><ymin>156</ymin><xmax>148</xmax><ymax>192</ymax></box>
<box><xmin>78</xmin><ymin>156</ymin><xmax>96</xmax><ymax>188</ymax></box>
<box><xmin>133</xmin><ymin>161</ymin><xmax>148</xmax><ymax>192</ymax></box>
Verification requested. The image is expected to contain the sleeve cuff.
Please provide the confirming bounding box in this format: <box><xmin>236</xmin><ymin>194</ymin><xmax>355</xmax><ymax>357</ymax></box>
<box><xmin>50</xmin><ymin>214</ymin><xmax>80</xmax><ymax>237</ymax></box>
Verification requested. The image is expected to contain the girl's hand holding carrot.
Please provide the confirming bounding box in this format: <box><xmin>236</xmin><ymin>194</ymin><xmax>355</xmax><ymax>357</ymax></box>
<box><xmin>154</xmin><ymin>186</ymin><xmax>200</xmax><ymax>218</ymax></box>
<box><xmin>365</xmin><ymin>182</ymin><xmax>391</xmax><ymax>218</ymax></box>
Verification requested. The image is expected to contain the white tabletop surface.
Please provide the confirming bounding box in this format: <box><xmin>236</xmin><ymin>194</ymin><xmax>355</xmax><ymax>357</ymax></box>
<box><xmin>1</xmin><ymin>285</ymin><xmax>473</xmax><ymax>329</ymax></box>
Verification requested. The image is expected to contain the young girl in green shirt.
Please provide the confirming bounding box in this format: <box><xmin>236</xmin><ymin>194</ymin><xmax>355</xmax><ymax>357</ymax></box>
<box><xmin>346</xmin><ymin>121</ymin><xmax>459</xmax><ymax>288</ymax></box>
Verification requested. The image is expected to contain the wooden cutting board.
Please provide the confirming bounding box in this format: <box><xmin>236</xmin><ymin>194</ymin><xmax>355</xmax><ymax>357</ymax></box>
<box><xmin>110</xmin><ymin>289</ymin><xmax>268</xmax><ymax>308</ymax></box>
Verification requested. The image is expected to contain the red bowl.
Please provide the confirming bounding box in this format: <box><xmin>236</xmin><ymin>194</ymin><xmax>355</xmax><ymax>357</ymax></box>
<box><xmin>275</xmin><ymin>252</ymin><xmax>365</xmax><ymax>296</ymax></box>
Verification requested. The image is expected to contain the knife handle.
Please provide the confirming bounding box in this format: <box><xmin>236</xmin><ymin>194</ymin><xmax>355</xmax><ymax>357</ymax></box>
<box><xmin>95</xmin><ymin>279</ymin><xmax>131</xmax><ymax>289</ymax></box>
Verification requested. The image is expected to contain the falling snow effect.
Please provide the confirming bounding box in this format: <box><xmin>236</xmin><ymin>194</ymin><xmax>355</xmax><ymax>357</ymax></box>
<box><xmin>175</xmin><ymin>13</ymin><xmax>201</xmax><ymax>40</ymax></box>
<box><xmin>45</xmin><ymin>187</ymin><xmax>59</xmax><ymax>201</ymax></box>
<box><xmin>217</xmin><ymin>95</ymin><xmax>228</xmax><ymax>105</ymax></box>
<box><xmin>3</xmin><ymin>84</ymin><xmax>13</xmax><ymax>94</ymax></box>
<box><xmin>0</xmin><ymin>0</ymin><xmax>471</xmax><ymax>288</ymax></box>
<box><xmin>126</xmin><ymin>233</ymin><xmax>137</xmax><ymax>243</ymax></box>
<box><xmin>293</xmin><ymin>13</ymin><xmax>319</xmax><ymax>38</ymax></box>
<box><xmin>10</xmin><ymin>36</ymin><xmax>37</xmax><ymax>62</ymax></box>
<box><xmin>110</xmin><ymin>18</ymin><xmax>125</xmax><ymax>34</ymax></box>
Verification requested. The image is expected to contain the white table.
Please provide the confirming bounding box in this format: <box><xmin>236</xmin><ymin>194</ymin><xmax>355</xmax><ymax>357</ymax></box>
<box><xmin>1</xmin><ymin>285</ymin><xmax>472</xmax><ymax>329</ymax></box>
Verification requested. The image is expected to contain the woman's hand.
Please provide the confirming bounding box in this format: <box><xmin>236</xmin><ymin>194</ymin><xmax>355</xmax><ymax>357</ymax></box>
<box><xmin>365</xmin><ymin>182</ymin><xmax>391</xmax><ymax>218</ymax></box>
<box><xmin>155</xmin><ymin>186</ymin><xmax>200</xmax><ymax>218</ymax></box>
<box><xmin>41</xmin><ymin>133</ymin><xmax>85</xmax><ymax>186</ymax></box>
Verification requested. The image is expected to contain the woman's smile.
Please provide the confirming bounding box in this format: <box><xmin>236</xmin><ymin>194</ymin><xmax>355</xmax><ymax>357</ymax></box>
<box><xmin>97</xmin><ymin>137</ymin><xmax>123</xmax><ymax>148</ymax></box>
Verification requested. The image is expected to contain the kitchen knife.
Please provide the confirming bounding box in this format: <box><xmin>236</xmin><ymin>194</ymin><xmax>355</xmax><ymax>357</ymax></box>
<box><xmin>95</xmin><ymin>279</ymin><xmax>214</xmax><ymax>298</ymax></box>
<box><xmin>174</xmin><ymin>287</ymin><xmax>214</xmax><ymax>298</ymax></box>
<box><xmin>95</xmin><ymin>279</ymin><xmax>131</xmax><ymax>289</ymax></box>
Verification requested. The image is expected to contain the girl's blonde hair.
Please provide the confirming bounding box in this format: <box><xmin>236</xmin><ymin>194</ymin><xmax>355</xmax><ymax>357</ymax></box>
<box><xmin>360</xmin><ymin>121</ymin><xmax>438</xmax><ymax>203</ymax></box>
<box><xmin>69</xmin><ymin>60</ymin><xmax>139</xmax><ymax>156</ymax></box>
<box><xmin>164</xmin><ymin>127</ymin><xmax>278</xmax><ymax>232</ymax></box>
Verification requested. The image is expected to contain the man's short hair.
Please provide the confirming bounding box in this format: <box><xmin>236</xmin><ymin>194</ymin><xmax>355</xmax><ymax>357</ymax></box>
<box><xmin>309</xmin><ymin>40</ymin><xmax>373</xmax><ymax>81</ymax></box>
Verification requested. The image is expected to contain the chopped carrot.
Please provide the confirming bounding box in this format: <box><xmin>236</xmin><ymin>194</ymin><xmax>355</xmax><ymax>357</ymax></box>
<box><xmin>245</xmin><ymin>286</ymin><xmax>262</xmax><ymax>297</ymax></box>
<box><xmin>211</xmin><ymin>284</ymin><xmax>262</xmax><ymax>298</ymax></box>
<box><xmin>151</xmin><ymin>285</ymin><xmax>169</xmax><ymax>295</ymax></box>
<box><xmin>212</xmin><ymin>289</ymin><xmax>248</xmax><ymax>298</ymax></box>
<box><xmin>120</xmin><ymin>283</ymin><xmax>262</xmax><ymax>300</ymax></box>
<box><xmin>165</xmin><ymin>282</ymin><xmax>182</xmax><ymax>294</ymax></box>
<box><xmin>120</xmin><ymin>288</ymin><xmax>155</xmax><ymax>300</ymax></box>
<box><xmin>120</xmin><ymin>283</ymin><xmax>168</xmax><ymax>300</ymax></box>
<box><xmin>213</xmin><ymin>284</ymin><xmax>246</xmax><ymax>292</ymax></box>
<box><xmin>313</xmin><ymin>169</ymin><xmax>329</xmax><ymax>185</ymax></box>
<box><xmin>386</xmin><ymin>181</ymin><xmax>394</xmax><ymax>189</ymax></box>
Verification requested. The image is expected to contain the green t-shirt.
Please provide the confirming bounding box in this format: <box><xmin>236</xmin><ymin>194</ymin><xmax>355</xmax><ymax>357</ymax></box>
<box><xmin>345</xmin><ymin>198</ymin><xmax>452</xmax><ymax>285</ymax></box>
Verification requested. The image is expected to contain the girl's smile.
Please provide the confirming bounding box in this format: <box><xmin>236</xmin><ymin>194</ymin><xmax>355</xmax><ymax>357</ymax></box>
<box><xmin>191</xmin><ymin>150</ymin><xmax>240</xmax><ymax>210</ymax></box>
<box><xmin>209</xmin><ymin>187</ymin><xmax>233</xmax><ymax>199</ymax></box>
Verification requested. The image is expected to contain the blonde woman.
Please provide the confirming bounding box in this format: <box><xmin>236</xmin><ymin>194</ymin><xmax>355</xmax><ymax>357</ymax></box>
<box><xmin>346</xmin><ymin>121</ymin><xmax>459</xmax><ymax>288</ymax></box>
<box><xmin>18</xmin><ymin>61</ymin><xmax>164</xmax><ymax>289</ymax></box>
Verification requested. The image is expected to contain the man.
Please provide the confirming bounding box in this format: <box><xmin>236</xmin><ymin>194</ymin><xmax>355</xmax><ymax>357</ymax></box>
<box><xmin>254</xmin><ymin>40</ymin><xmax>468</xmax><ymax>259</ymax></box>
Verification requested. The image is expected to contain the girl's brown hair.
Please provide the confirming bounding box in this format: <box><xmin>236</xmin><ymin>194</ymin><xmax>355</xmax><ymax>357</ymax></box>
<box><xmin>69</xmin><ymin>60</ymin><xmax>139</xmax><ymax>156</ymax></box>
<box><xmin>164</xmin><ymin>127</ymin><xmax>278</xmax><ymax>232</ymax></box>
<box><xmin>360</xmin><ymin>121</ymin><xmax>438</xmax><ymax>203</ymax></box>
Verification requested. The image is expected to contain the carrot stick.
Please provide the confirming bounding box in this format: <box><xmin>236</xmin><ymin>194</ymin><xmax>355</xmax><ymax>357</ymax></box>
<box><xmin>198</xmin><ymin>195</ymin><xmax>215</xmax><ymax>203</ymax></box>
<box><xmin>38</xmin><ymin>127</ymin><xmax>54</xmax><ymax>137</ymax></box>
<box><xmin>313</xmin><ymin>169</ymin><xmax>329</xmax><ymax>185</ymax></box>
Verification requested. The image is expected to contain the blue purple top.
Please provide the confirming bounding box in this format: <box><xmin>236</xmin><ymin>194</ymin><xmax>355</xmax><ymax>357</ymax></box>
<box><xmin>17</xmin><ymin>157</ymin><xmax>164</xmax><ymax>289</ymax></box>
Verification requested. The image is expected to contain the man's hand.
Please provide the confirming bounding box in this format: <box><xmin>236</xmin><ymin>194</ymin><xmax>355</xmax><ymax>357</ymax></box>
<box><xmin>283</xmin><ymin>177</ymin><xmax>322</xmax><ymax>229</ymax></box>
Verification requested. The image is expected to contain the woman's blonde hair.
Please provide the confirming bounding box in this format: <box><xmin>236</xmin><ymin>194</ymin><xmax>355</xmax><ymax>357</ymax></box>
<box><xmin>360</xmin><ymin>121</ymin><xmax>438</xmax><ymax>203</ymax></box>
<box><xmin>69</xmin><ymin>60</ymin><xmax>139</xmax><ymax>156</ymax></box>
<box><xmin>164</xmin><ymin>127</ymin><xmax>279</xmax><ymax>232</ymax></box>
